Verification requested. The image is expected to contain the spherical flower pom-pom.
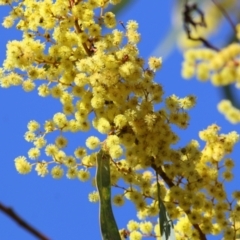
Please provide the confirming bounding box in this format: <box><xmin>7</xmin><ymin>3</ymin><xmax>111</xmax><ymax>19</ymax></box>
<box><xmin>63</xmin><ymin>103</ymin><xmax>75</xmax><ymax>115</ymax></box>
<box><xmin>165</xmin><ymin>94</ymin><xmax>179</xmax><ymax>111</ymax></box>
<box><xmin>103</xmin><ymin>12</ymin><xmax>116</xmax><ymax>28</ymax></box>
<box><xmin>75</xmin><ymin>110</ymin><xmax>88</xmax><ymax>121</ymax></box>
<box><xmin>232</xmin><ymin>191</ymin><xmax>240</xmax><ymax>201</ymax></box>
<box><xmin>222</xmin><ymin>171</ymin><xmax>233</xmax><ymax>181</ymax></box>
<box><xmin>22</xmin><ymin>79</ymin><xmax>35</xmax><ymax>92</ymax></box>
<box><xmin>109</xmin><ymin>145</ymin><xmax>123</xmax><ymax>159</ymax></box>
<box><xmin>60</xmin><ymin>92</ymin><xmax>73</xmax><ymax>104</ymax></box>
<box><xmin>44</xmin><ymin>120</ymin><xmax>55</xmax><ymax>133</ymax></box>
<box><xmin>78</xmin><ymin>32</ymin><xmax>88</xmax><ymax>43</ymax></box>
<box><xmin>120</xmin><ymin>133</ymin><xmax>135</xmax><ymax>147</ymax></box>
<box><xmin>126</xmin><ymin>20</ymin><xmax>139</xmax><ymax>30</ymax></box>
<box><xmin>24</xmin><ymin>131</ymin><xmax>36</xmax><ymax>142</ymax></box>
<box><xmin>91</xmin><ymin>96</ymin><xmax>104</xmax><ymax>109</ymax></box>
<box><xmin>81</xmin><ymin>155</ymin><xmax>91</xmax><ymax>166</ymax></box>
<box><xmin>127</xmin><ymin>30</ymin><xmax>141</xmax><ymax>44</ymax></box>
<box><xmin>127</xmin><ymin>220</ymin><xmax>139</xmax><ymax>231</ymax></box>
<box><xmin>184</xmin><ymin>49</ymin><xmax>197</xmax><ymax>62</ymax></box>
<box><xmin>112</xmin><ymin>29</ymin><xmax>124</xmax><ymax>47</ymax></box>
<box><xmin>114</xmin><ymin>114</ymin><xmax>128</xmax><ymax>129</ymax></box>
<box><xmin>89</xmin><ymin>23</ymin><xmax>101</xmax><ymax>37</ymax></box>
<box><xmin>139</xmin><ymin>221</ymin><xmax>153</xmax><ymax>235</ymax></box>
<box><xmin>179</xmin><ymin>95</ymin><xmax>197</xmax><ymax>110</ymax></box>
<box><xmin>51</xmin><ymin>85</ymin><xmax>63</xmax><ymax>98</ymax></box>
<box><xmin>148</xmin><ymin>57</ymin><xmax>162</xmax><ymax>72</ymax></box>
<box><xmin>119</xmin><ymin>61</ymin><xmax>136</xmax><ymax>78</ymax></box>
<box><xmin>64</xmin><ymin>156</ymin><xmax>76</xmax><ymax>168</ymax></box>
<box><xmin>2</xmin><ymin>16</ymin><xmax>15</xmax><ymax>28</ymax></box>
<box><xmin>224</xmin><ymin>158</ymin><xmax>235</xmax><ymax>169</ymax></box>
<box><xmin>144</xmin><ymin>113</ymin><xmax>157</xmax><ymax>129</ymax></box>
<box><xmin>78</xmin><ymin>169</ymin><xmax>90</xmax><ymax>182</ymax></box>
<box><xmin>129</xmin><ymin>230</ymin><xmax>142</xmax><ymax>240</ymax></box>
<box><xmin>228</xmin><ymin>131</ymin><xmax>240</xmax><ymax>143</ymax></box>
<box><xmin>97</xmin><ymin>117</ymin><xmax>111</xmax><ymax>134</ymax></box>
<box><xmin>27</xmin><ymin>120</ymin><xmax>40</xmax><ymax>132</ymax></box>
<box><xmin>28</xmin><ymin>147</ymin><xmax>40</xmax><ymax>160</ymax></box>
<box><xmin>88</xmin><ymin>191</ymin><xmax>99</xmax><ymax>203</ymax></box>
<box><xmin>35</xmin><ymin>161</ymin><xmax>48</xmax><ymax>177</ymax></box>
<box><xmin>217</xmin><ymin>100</ymin><xmax>232</xmax><ymax>113</ymax></box>
<box><xmin>82</xmin><ymin>8</ymin><xmax>94</xmax><ymax>21</ymax></box>
<box><xmin>38</xmin><ymin>84</ymin><xmax>50</xmax><ymax>97</ymax></box>
<box><xmin>72</xmin><ymin>85</ymin><xmax>84</xmax><ymax>97</ymax></box>
<box><xmin>94</xmin><ymin>40</ymin><xmax>107</xmax><ymax>52</ymax></box>
<box><xmin>33</xmin><ymin>137</ymin><xmax>47</xmax><ymax>148</ymax></box>
<box><xmin>142</xmin><ymin>171</ymin><xmax>153</xmax><ymax>181</ymax></box>
<box><xmin>79</xmin><ymin>119</ymin><xmax>91</xmax><ymax>132</ymax></box>
<box><xmin>66</xmin><ymin>168</ymin><xmax>78</xmax><ymax>179</ymax></box>
<box><xmin>55</xmin><ymin>135</ymin><xmax>68</xmax><ymax>148</ymax></box>
<box><xmin>113</xmin><ymin>194</ymin><xmax>125</xmax><ymax>206</ymax></box>
<box><xmin>15</xmin><ymin>156</ymin><xmax>32</xmax><ymax>174</ymax></box>
<box><xmin>198</xmin><ymin>129</ymin><xmax>210</xmax><ymax>141</ymax></box>
<box><xmin>196</xmin><ymin>62</ymin><xmax>210</xmax><ymax>81</ymax></box>
<box><xmin>55</xmin><ymin>150</ymin><xmax>66</xmax><ymax>164</ymax></box>
<box><xmin>106</xmin><ymin>135</ymin><xmax>120</xmax><ymax>147</ymax></box>
<box><xmin>53</xmin><ymin>112</ymin><xmax>68</xmax><ymax>128</ymax></box>
<box><xmin>69</xmin><ymin>119</ymin><xmax>81</xmax><ymax>132</ymax></box>
<box><xmin>181</xmin><ymin>62</ymin><xmax>195</xmax><ymax>79</ymax></box>
<box><xmin>74</xmin><ymin>147</ymin><xmax>87</xmax><ymax>159</ymax></box>
<box><xmin>86</xmin><ymin>136</ymin><xmax>100</xmax><ymax>150</ymax></box>
<box><xmin>188</xmin><ymin>210</ymin><xmax>202</xmax><ymax>224</ymax></box>
<box><xmin>45</xmin><ymin>144</ymin><xmax>58</xmax><ymax>156</ymax></box>
<box><xmin>223</xmin><ymin>227</ymin><xmax>235</xmax><ymax>239</ymax></box>
<box><xmin>51</xmin><ymin>166</ymin><xmax>64</xmax><ymax>179</ymax></box>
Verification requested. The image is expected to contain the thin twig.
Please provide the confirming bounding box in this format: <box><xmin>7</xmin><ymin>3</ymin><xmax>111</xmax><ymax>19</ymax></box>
<box><xmin>0</xmin><ymin>202</ymin><xmax>50</xmax><ymax>240</ymax></box>
<box><xmin>74</xmin><ymin>19</ymin><xmax>93</xmax><ymax>56</ymax></box>
<box><xmin>183</xmin><ymin>1</ymin><xmax>219</xmax><ymax>52</ymax></box>
<box><xmin>151</xmin><ymin>164</ymin><xmax>207</xmax><ymax>240</ymax></box>
<box><xmin>188</xmin><ymin>36</ymin><xmax>219</xmax><ymax>51</ymax></box>
<box><xmin>211</xmin><ymin>0</ymin><xmax>236</xmax><ymax>34</ymax></box>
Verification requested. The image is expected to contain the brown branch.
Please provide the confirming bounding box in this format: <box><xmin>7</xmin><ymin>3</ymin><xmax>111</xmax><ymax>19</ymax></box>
<box><xmin>183</xmin><ymin>1</ymin><xmax>219</xmax><ymax>52</ymax></box>
<box><xmin>151</xmin><ymin>164</ymin><xmax>207</xmax><ymax>240</ymax></box>
<box><xmin>188</xmin><ymin>36</ymin><xmax>219</xmax><ymax>51</ymax></box>
<box><xmin>0</xmin><ymin>202</ymin><xmax>50</xmax><ymax>240</ymax></box>
<box><xmin>151</xmin><ymin>163</ymin><xmax>174</xmax><ymax>188</ymax></box>
<box><xmin>74</xmin><ymin>19</ymin><xmax>93</xmax><ymax>56</ymax></box>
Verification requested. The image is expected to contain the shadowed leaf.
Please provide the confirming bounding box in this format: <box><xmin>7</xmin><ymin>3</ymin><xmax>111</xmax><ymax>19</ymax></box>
<box><xmin>96</xmin><ymin>149</ymin><xmax>121</xmax><ymax>240</ymax></box>
<box><xmin>156</xmin><ymin>172</ymin><xmax>175</xmax><ymax>240</ymax></box>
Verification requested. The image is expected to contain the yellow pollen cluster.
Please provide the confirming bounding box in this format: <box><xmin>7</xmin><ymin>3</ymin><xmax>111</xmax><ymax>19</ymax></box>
<box><xmin>0</xmin><ymin>0</ymin><xmax>239</xmax><ymax>239</ymax></box>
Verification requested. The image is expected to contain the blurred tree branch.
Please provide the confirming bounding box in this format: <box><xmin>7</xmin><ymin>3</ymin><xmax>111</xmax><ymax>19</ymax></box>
<box><xmin>183</xmin><ymin>0</ymin><xmax>240</xmax><ymax>109</ymax></box>
<box><xmin>0</xmin><ymin>202</ymin><xmax>50</xmax><ymax>240</ymax></box>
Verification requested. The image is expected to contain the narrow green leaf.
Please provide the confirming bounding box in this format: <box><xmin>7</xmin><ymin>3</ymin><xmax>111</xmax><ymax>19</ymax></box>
<box><xmin>157</xmin><ymin>177</ymin><xmax>166</xmax><ymax>238</ymax></box>
<box><xmin>165</xmin><ymin>224</ymin><xmax>171</xmax><ymax>240</ymax></box>
<box><xmin>96</xmin><ymin>149</ymin><xmax>121</xmax><ymax>240</ymax></box>
<box><xmin>156</xmin><ymin>171</ymin><xmax>175</xmax><ymax>240</ymax></box>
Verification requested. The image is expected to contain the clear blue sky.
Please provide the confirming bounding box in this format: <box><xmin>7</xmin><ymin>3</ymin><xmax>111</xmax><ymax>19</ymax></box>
<box><xmin>0</xmin><ymin>1</ymin><xmax>240</xmax><ymax>240</ymax></box>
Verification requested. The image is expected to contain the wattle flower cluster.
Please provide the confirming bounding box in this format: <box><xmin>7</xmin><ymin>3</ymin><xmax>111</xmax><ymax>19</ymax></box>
<box><xmin>182</xmin><ymin>23</ymin><xmax>240</xmax><ymax>124</ymax></box>
<box><xmin>1</xmin><ymin>0</ymin><xmax>240</xmax><ymax>239</ymax></box>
